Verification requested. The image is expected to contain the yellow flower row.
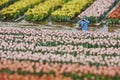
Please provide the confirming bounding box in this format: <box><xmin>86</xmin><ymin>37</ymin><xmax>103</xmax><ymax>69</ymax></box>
<box><xmin>52</xmin><ymin>0</ymin><xmax>93</xmax><ymax>18</ymax></box>
<box><xmin>1</xmin><ymin>0</ymin><xmax>41</xmax><ymax>19</ymax></box>
<box><xmin>25</xmin><ymin>0</ymin><xmax>63</xmax><ymax>21</ymax></box>
<box><xmin>0</xmin><ymin>0</ymin><xmax>9</xmax><ymax>6</ymax></box>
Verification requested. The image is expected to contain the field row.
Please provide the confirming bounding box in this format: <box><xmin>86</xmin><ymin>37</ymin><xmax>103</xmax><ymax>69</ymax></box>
<box><xmin>78</xmin><ymin>0</ymin><xmax>117</xmax><ymax>23</ymax></box>
<box><xmin>0</xmin><ymin>59</ymin><xmax>120</xmax><ymax>80</ymax></box>
<box><xmin>108</xmin><ymin>3</ymin><xmax>120</xmax><ymax>24</ymax></box>
<box><xmin>0</xmin><ymin>0</ymin><xmax>18</xmax><ymax>10</ymax></box>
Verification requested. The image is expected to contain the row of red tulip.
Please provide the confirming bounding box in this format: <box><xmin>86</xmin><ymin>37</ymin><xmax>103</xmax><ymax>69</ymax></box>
<box><xmin>108</xmin><ymin>3</ymin><xmax>120</xmax><ymax>18</ymax></box>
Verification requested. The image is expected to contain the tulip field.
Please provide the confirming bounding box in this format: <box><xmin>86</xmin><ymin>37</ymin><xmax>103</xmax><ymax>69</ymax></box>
<box><xmin>0</xmin><ymin>0</ymin><xmax>120</xmax><ymax>79</ymax></box>
<box><xmin>0</xmin><ymin>27</ymin><xmax>120</xmax><ymax>80</ymax></box>
<box><xmin>0</xmin><ymin>0</ymin><xmax>120</xmax><ymax>24</ymax></box>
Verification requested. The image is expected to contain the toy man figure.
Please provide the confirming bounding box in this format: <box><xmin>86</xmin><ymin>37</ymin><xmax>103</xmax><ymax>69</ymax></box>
<box><xmin>78</xmin><ymin>16</ymin><xmax>90</xmax><ymax>32</ymax></box>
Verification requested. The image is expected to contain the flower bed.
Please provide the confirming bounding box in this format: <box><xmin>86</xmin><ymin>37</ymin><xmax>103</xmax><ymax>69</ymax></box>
<box><xmin>25</xmin><ymin>0</ymin><xmax>67</xmax><ymax>22</ymax></box>
<box><xmin>51</xmin><ymin>0</ymin><xmax>93</xmax><ymax>22</ymax></box>
<box><xmin>0</xmin><ymin>0</ymin><xmax>10</xmax><ymax>10</ymax></box>
<box><xmin>108</xmin><ymin>3</ymin><xmax>120</xmax><ymax>24</ymax></box>
<box><xmin>0</xmin><ymin>0</ymin><xmax>17</xmax><ymax>10</ymax></box>
<box><xmin>78</xmin><ymin>0</ymin><xmax>119</xmax><ymax>23</ymax></box>
<box><xmin>0</xmin><ymin>27</ymin><xmax>120</xmax><ymax>79</ymax></box>
<box><xmin>0</xmin><ymin>73</ymin><xmax>72</xmax><ymax>80</ymax></box>
<box><xmin>0</xmin><ymin>28</ymin><xmax>120</xmax><ymax>66</ymax></box>
<box><xmin>0</xmin><ymin>0</ymin><xmax>42</xmax><ymax>20</ymax></box>
<box><xmin>0</xmin><ymin>59</ymin><xmax>120</xmax><ymax>80</ymax></box>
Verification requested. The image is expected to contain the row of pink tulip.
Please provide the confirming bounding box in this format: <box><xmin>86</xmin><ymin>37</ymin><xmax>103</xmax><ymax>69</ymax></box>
<box><xmin>1</xmin><ymin>39</ymin><xmax>120</xmax><ymax>52</ymax></box>
<box><xmin>0</xmin><ymin>59</ymin><xmax>120</xmax><ymax>77</ymax></box>
<box><xmin>1</xmin><ymin>31</ymin><xmax>120</xmax><ymax>50</ymax></box>
<box><xmin>1</xmin><ymin>38</ymin><xmax>120</xmax><ymax>54</ymax></box>
<box><xmin>1</xmin><ymin>48</ymin><xmax>120</xmax><ymax>66</ymax></box>
<box><xmin>0</xmin><ymin>27</ymin><xmax>41</xmax><ymax>36</ymax></box>
<box><xmin>1</xmin><ymin>43</ymin><xmax>120</xmax><ymax>56</ymax></box>
<box><xmin>0</xmin><ymin>28</ymin><xmax>120</xmax><ymax>39</ymax></box>
<box><xmin>79</xmin><ymin>0</ymin><xmax>115</xmax><ymax>17</ymax></box>
<box><xmin>0</xmin><ymin>73</ymin><xmax>72</xmax><ymax>80</ymax></box>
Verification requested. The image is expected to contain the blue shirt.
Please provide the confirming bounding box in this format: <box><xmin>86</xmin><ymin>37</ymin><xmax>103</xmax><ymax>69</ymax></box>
<box><xmin>78</xmin><ymin>20</ymin><xmax>89</xmax><ymax>31</ymax></box>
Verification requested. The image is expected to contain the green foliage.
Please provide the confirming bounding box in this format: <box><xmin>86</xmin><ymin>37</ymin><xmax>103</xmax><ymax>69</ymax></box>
<box><xmin>108</xmin><ymin>18</ymin><xmax>120</xmax><ymax>24</ymax></box>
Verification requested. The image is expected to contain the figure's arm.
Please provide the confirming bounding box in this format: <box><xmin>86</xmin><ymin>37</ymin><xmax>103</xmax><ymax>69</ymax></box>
<box><xmin>78</xmin><ymin>20</ymin><xmax>82</xmax><ymax>25</ymax></box>
<box><xmin>85</xmin><ymin>20</ymin><xmax>90</xmax><ymax>24</ymax></box>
